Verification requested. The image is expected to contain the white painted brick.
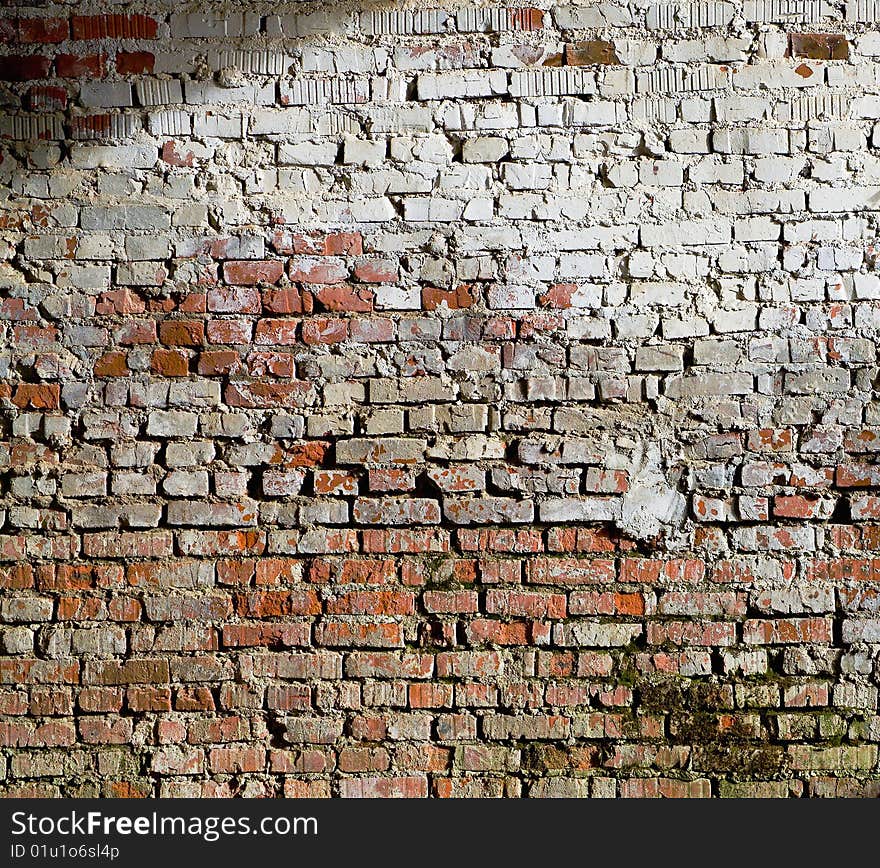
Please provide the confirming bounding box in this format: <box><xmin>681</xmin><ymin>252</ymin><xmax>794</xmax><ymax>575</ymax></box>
<box><xmin>645</xmin><ymin>2</ymin><xmax>736</xmax><ymax>27</ymax></box>
<box><xmin>856</xmin><ymin>32</ymin><xmax>880</xmax><ymax>54</ymax></box>
<box><xmin>360</xmin><ymin>9</ymin><xmax>449</xmax><ymax>34</ymax></box>
<box><xmin>278</xmin><ymin>142</ymin><xmax>339</xmax><ymax>166</ymax></box>
<box><xmin>734</xmin><ymin>62</ymin><xmax>825</xmax><ymax>89</ymax></box>
<box><xmin>208</xmin><ymin>49</ymin><xmax>292</xmax><ymax>76</ymax></box>
<box><xmin>170</xmin><ymin>11</ymin><xmax>260</xmax><ymax>37</ymax></box>
<box><xmin>403</xmin><ymin>198</ymin><xmax>465</xmax><ymax>222</ymax></box>
<box><xmin>568</xmin><ymin>100</ymin><xmax>626</xmax><ymax>125</ymax></box>
<box><xmin>147</xmin><ymin>110</ymin><xmax>192</xmax><ymax>136</ymax></box>
<box><xmin>69</xmin><ymin>114</ymin><xmax>140</xmax><ymax>140</ymax></box>
<box><xmin>631</xmin><ymin>96</ymin><xmax>678</xmax><ymax>122</ymax></box>
<box><xmin>642</xmin><ymin>219</ymin><xmax>732</xmax><ymax>247</ymax></box>
<box><xmin>0</xmin><ymin>114</ymin><xmax>64</xmax><ymax>141</ymax></box>
<box><xmin>509</xmin><ymin>69</ymin><xmax>596</xmax><ymax>98</ymax></box>
<box><xmin>809</xmin><ymin>186</ymin><xmax>880</xmax><ymax>212</ymax></box>
<box><xmin>80</xmin><ymin>82</ymin><xmax>133</xmax><ymax>108</ymax></box>
<box><xmin>846</xmin><ymin>0</ymin><xmax>880</xmax><ymax>19</ymax></box>
<box><xmin>302</xmin><ymin>47</ymin><xmax>381</xmax><ymax>74</ymax></box>
<box><xmin>366</xmin><ymin>106</ymin><xmax>434</xmax><ymax>133</ymax></box>
<box><xmin>269</xmin><ymin>11</ymin><xmax>352</xmax><ymax>38</ymax></box>
<box><xmin>70</xmin><ymin>144</ymin><xmax>156</xmax><ymax>170</ymax></box>
<box><xmin>281</xmin><ymin>78</ymin><xmax>370</xmax><ymax>106</ymax></box>
<box><xmin>347</xmin><ymin>198</ymin><xmax>398</xmax><ymax>222</ymax></box>
<box><xmin>712</xmin><ymin>127</ymin><xmax>789</xmax><ymax>154</ymax></box>
<box><xmin>135</xmin><ymin>79</ymin><xmax>183</xmax><ymax>107</ymax></box>
<box><xmin>488</xmin><ymin>284</ymin><xmax>536</xmax><ymax>309</ymax></box>
<box><xmin>185</xmin><ymin>81</ymin><xmax>275</xmax><ymax>106</ymax></box>
<box><xmin>745</xmin><ymin>0</ymin><xmax>835</xmax><ymax>21</ymax></box>
<box><xmin>417</xmin><ymin>70</ymin><xmax>509</xmax><ymax>100</ymax></box>
<box><xmin>714</xmin><ymin>96</ymin><xmax>770</xmax><ymax>122</ymax></box>
<box><xmin>851</xmin><ymin>96</ymin><xmax>880</xmax><ymax>119</ymax></box>
<box><xmin>854</xmin><ymin>273</ymin><xmax>880</xmax><ymax>298</ymax></box>
<box><xmin>554</xmin><ymin>3</ymin><xmax>634</xmax><ymax>27</ymax></box>
<box><xmin>637</xmin><ymin>65</ymin><xmax>728</xmax><ymax>93</ymax></box>
<box><xmin>827</xmin><ymin>64</ymin><xmax>880</xmax><ymax>86</ymax></box>
<box><xmin>193</xmin><ymin>113</ymin><xmax>246</xmax><ymax>138</ymax></box>
<box><xmin>669</xmin><ymin>129</ymin><xmax>712</xmax><ymax>153</ymax></box>
<box><xmin>777</xmin><ymin>93</ymin><xmax>850</xmax><ymax>122</ymax></box>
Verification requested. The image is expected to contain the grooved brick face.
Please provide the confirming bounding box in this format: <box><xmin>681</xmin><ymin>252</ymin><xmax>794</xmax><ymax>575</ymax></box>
<box><xmin>2</xmin><ymin>2</ymin><xmax>880</xmax><ymax>802</ymax></box>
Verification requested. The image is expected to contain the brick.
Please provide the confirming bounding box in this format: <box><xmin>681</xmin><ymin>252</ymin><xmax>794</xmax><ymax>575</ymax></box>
<box><xmin>315</xmin><ymin>622</ymin><xmax>403</xmax><ymax>648</ymax></box>
<box><xmin>340</xmin><ymin>776</ymin><xmax>428</xmax><ymax>798</ymax></box>
<box><xmin>71</xmin><ymin>15</ymin><xmax>159</xmax><ymax>40</ymax></box>
<box><xmin>159</xmin><ymin>321</ymin><xmax>204</xmax><ymax>347</ymax></box>
<box><xmin>743</xmin><ymin>618</ymin><xmax>833</xmax><ymax>645</ymax></box>
<box><xmin>116</xmin><ymin>52</ymin><xmax>155</xmax><ymax>75</ymax></box>
<box><xmin>223</xmin><ymin>260</ymin><xmax>284</xmax><ymax>286</ymax></box>
<box><xmin>312</xmin><ymin>284</ymin><xmax>374</xmax><ymax>313</ymax></box>
<box><xmin>56</xmin><ymin>53</ymin><xmax>106</xmax><ymax>78</ymax></box>
<box><xmin>19</xmin><ymin>18</ymin><xmax>69</xmax><ymax>44</ymax></box>
<box><xmin>12</xmin><ymin>384</ymin><xmax>59</xmax><ymax>410</ymax></box>
<box><xmin>790</xmin><ymin>33</ymin><xmax>849</xmax><ymax>60</ymax></box>
<box><xmin>566</xmin><ymin>41</ymin><xmax>620</xmax><ymax>65</ymax></box>
<box><xmin>0</xmin><ymin>56</ymin><xmax>52</xmax><ymax>81</ymax></box>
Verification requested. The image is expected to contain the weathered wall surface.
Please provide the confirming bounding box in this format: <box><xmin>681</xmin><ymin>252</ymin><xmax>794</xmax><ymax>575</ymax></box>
<box><xmin>2</xmin><ymin>0</ymin><xmax>880</xmax><ymax>798</ymax></box>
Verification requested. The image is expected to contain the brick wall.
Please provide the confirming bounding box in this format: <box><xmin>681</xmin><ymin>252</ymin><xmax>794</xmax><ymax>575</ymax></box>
<box><xmin>2</xmin><ymin>0</ymin><xmax>880</xmax><ymax>798</ymax></box>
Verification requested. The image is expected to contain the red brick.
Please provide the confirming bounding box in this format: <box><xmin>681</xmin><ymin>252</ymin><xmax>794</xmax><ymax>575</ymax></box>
<box><xmin>223</xmin><ymin>260</ymin><xmax>284</xmax><ymax>286</ymax></box>
<box><xmin>790</xmin><ymin>32</ymin><xmax>849</xmax><ymax>60</ymax></box>
<box><xmin>350</xmin><ymin>318</ymin><xmax>395</xmax><ymax>342</ymax></box>
<box><xmin>353</xmin><ymin>259</ymin><xmax>398</xmax><ymax>283</ymax></box>
<box><xmin>326</xmin><ymin>591</ymin><xmax>415</xmax><ymax>616</ymax></box>
<box><xmin>174</xmin><ymin>687</ymin><xmax>216</xmax><ymax>712</ymax></box>
<box><xmin>12</xmin><ymin>383</ymin><xmax>59</xmax><ymax>409</ymax></box>
<box><xmin>743</xmin><ymin>618</ymin><xmax>833</xmax><ymax>645</ymax></box>
<box><xmin>773</xmin><ymin>494</ymin><xmax>827</xmax><ymax>519</ymax></box>
<box><xmin>314</xmin><ymin>470</ymin><xmax>358</xmax><ymax>495</ymax></box>
<box><xmin>0</xmin><ymin>55</ymin><xmax>52</xmax><ymax>81</ymax></box>
<box><xmin>466</xmin><ymin>620</ymin><xmax>534</xmax><ymax>645</ymax></box>
<box><xmin>485</xmin><ymin>590</ymin><xmax>566</xmax><ymax>619</ymax></box>
<box><xmin>126</xmin><ymin>687</ymin><xmax>172</xmax><ymax>712</ymax></box>
<box><xmin>93</xmin><ymin>352</ymin><xmax>129</xmax><ymax>377</ymax></box>
<box><xmin>159</xmin><ymin>320</ymin><xmax>204</xmax><ymax>347</ymax></box>
<box><xmin>273</xmin><ymin>230</ymin><xmax>362</xmax><ymax>256</ymax></box>
<box><xmin>0</xmin><ymin>18</ymin><xmax>15</xmax><ymax>44</ymax></box>
<box><xmin>302</xmin><ymin>318</ymin><xmax>349</xmax><ymax>344</ymax></box>
<box><xmin>312</xmin><ymin>284</ymin><xmax>374</xmax><ymax>313</ymax></box>
<box><xmin>96</xmin><ymin>288</ymin><xmax>144</xmax><ymax>315</ymax></box>
<box><xmin>423</xmin><ymin>591</ymin><xmax>479</xmax><ymax>614</ymax></box>
<box><xmin>315</xmin><ymin>621</ymin><xmax>403</xmax><ymax>648</ymax></box>
<box><xmin>262</xmin><ymin>288</ymin><xmax>304</xmax><ymax>314</ymax></box>
<box><xmin>289</xmin><ymin>258</ymin><xmax>349</xmax><ymax>284</ymax></box>
<box><xmin>422</xmin><ymin>284</ymin><xmax>477</xmax><ymax>311</ymax></box>
<box><xmin>409</xmin><ymin>684</ymin><xmax>454</xmax><ymax>709</ymax></box>
<box><xmin>340</xmin><ymin>775</ymin><xmax>427</xmax><ymax>798</ymax></box>
<box><xmin>509</xmin><ymin>8</ymin><xmax>544</xmax><ymax>29</ymax></box>
<box><xmin>254</xmin><ymin>318</ymin><xmax>298</xmax><ymax>345</ymax></box>
<box><xmin>206</xmin><ymin>319</ymin><xmax>252</xmax><ymax>344</ymax></box>
<box><xmin>161</xmin><ymin>141</ymin><xmax>195</xmax><ymax>167</ymax></box>
<box><xmin>28</xmin><ymin>86</ymin><xmax>68</xmax><ymax>111</ymax></box>
<box><xmin>116</xmin><ymin>51</ymin><xmax>155</xmax><ymax>74</ymax></box>
<box><xmin>79</xmin><ymin>717</ymin><xmax>132</xmax><ymax>745</ymax></box>
<box><xmin>151</xmin><ymin>349</ymin><xmax>189</xmax><ymax>377</ymax></box>
<box><xmin>19</xmin><ymin>17</ymin><xmax>69</xmax><ymax>43</ymax></box>
<box><xmin>71</xmin><ymin>14</ymin><xmax>159</xmax><ymax>39</ymax></box>
<box><xmin>209</xmin><ymin>746</ymin><xmax>265</xmax><ymax>774</ymax></box>
<box><xmin>234</xmin><ymin>591</ymin><xmax>321</xmax><ymax>617</ymax></box>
